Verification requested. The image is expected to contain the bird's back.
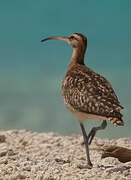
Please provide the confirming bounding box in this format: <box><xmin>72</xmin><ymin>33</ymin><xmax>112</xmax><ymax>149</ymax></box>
<box><xmin>62</xmin><ymin>64</ymin><xmax>124</xmax><ymax>126</ymax></box>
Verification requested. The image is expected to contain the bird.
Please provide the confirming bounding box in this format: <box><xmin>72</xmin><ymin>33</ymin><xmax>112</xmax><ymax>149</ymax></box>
<box><xmin>41</xmin><ymin>33</ymin><xmax>124</xmax><ymax>168</ymax></box>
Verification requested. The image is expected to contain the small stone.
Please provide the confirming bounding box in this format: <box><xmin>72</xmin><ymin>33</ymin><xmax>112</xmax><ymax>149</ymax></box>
<box><xmin>0</xmin><ymin>147</ymin><xmax>8</xmax><ymax>157</ymax></box>
<box><xmin>24</xmin><ymin>166</ymin><xmax>31</xmax><ymax>171</ymax></box>
<box><xmin>10</xmin><ymin>173</ymin><xmax>26</xmax><ymax>180</ymax></box>
<box><xmin>0</xmin><ymin>157</ymin><xmax>8</xmax><ymax>164</ymax></box>
<box><xmin>127</xmin><ymin>175</ymin><xmax>131</xmax><ymax>179</ymax></box>
<box><xmin>8</xmin><ymin>149</ymin><xmax>15</xmax><ymax>156</ymax></box>
<box><xmin>36</xmin><ymin>174</ymin><xmax>43</xmax><ymax>180</ymax></box>
<box><xmin>17</xmin><ymin>174</ymin><xmax>26</xmax><ymax>179</ymax></box>
<box><xmin>0</xmin><ymin>134</ymin><xmax>6</xmax><ymax>143</ymax></box>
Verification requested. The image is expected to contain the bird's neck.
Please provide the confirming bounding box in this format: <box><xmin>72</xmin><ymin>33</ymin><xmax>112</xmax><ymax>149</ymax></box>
<box><xmin>67</xmin><ymin>47</ymin><xmax>86</xmax><ymax>71</ymax></box>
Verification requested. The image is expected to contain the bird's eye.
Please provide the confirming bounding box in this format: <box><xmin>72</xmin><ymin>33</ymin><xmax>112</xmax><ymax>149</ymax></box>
<box><xmin>70</xmin><ymin>36</ymin><xmax>75</xmax><ymax>40</ymax></box>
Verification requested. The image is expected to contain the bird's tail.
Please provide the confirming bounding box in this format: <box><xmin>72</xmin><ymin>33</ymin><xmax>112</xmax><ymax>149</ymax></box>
<box><xmin>108</xmin><ymin>117</ymin><xmax>124</xmax><ymax>126</ymax></box>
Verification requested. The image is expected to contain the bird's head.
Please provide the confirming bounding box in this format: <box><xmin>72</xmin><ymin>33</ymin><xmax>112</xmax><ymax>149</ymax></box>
<box><xmin>41</xmin><ymin>33</ymin><xmax>87</xmax><ymax>50</ymax></box>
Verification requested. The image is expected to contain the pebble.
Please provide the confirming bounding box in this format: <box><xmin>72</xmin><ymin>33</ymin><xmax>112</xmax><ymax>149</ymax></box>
<box><xmin>0</xmin><ymin>134</ymin><xmax>6</xmax><ymax>143</ymax></box>
<box><xmin>0</xmin><ymin>147</ymin><xmax>8</xmax><ymax>157</ymax></box>
<box><xmin>0</xmin><ymin>130</ymin><xmax>130</xmax><ymax>179</ymax></box>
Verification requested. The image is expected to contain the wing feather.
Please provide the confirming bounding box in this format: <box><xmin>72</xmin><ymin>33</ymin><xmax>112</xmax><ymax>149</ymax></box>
<box><xmin>62</xmin><ymin>65</ymin><xmax>123</xmax><ymax>118</ymax></box>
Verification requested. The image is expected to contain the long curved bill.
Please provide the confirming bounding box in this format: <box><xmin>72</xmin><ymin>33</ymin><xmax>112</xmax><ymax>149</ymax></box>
<box><xmin>41</xmin><ymin>36</ymin><xmax>70</xmax><ymax>43</ymax></box>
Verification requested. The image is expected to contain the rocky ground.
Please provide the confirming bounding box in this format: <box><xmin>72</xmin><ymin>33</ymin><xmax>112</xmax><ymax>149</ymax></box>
<box><xmin>0</xmin><ymin>130</ymin><xmax>130</xmax><ymax>180</ymax></box>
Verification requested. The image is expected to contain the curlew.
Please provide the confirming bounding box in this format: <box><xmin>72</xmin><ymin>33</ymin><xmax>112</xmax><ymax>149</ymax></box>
<box><xmin>41</xmin><ymin>33</ymin><xmax>124</xmax><ymax>167</ymax></box>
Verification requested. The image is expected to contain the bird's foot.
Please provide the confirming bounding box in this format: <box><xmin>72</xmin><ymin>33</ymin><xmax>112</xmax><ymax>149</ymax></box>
<box><xmin>77</xmin><ymin>163</ymin><xmax>93</xmax><ymax>169</ymax></box>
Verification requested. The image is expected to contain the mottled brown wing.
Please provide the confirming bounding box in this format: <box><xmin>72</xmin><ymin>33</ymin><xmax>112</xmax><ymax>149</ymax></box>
<box><xmin>62</xmin><ymin>65</ymin><xmax>123</xmax><ymax>118</ymax></box>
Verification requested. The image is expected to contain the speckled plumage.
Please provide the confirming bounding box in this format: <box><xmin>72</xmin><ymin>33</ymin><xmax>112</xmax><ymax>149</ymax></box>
<box><xmin>62</xmin><ymin>64</ymin><xmax>124</xmax><ymax>126</ymax></box>
<box><xmin>61</xmin><ymin>33</ymin><xmax>124</xmax><ymax>126</ymax></box>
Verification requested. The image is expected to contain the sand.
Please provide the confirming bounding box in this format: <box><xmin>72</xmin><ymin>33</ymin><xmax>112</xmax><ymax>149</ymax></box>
<box><xmin>0</xmin><ymin>130</ymin><xmax>130</xmax><ymax>180</ymax></box>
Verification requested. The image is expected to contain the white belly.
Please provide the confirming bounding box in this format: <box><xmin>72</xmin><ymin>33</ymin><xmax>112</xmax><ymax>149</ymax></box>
<box><xmin>72</xmin><ymin>111</ymin><xmax>107</xmax><ymax>124</ymax></box>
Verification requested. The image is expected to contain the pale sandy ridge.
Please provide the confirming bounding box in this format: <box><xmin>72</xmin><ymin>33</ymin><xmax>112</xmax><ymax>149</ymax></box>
<box><xmin>0</xmin><ymin>130</ymin><xmax>130</xmax><ymax>180</ymax></box>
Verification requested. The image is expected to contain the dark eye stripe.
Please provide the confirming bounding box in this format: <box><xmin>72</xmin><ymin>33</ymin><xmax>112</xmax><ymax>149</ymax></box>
<box><xmin>74</xmin><ymin>33</ymin><xmax>86</xmax><ymax>41</ymax></box>
<box><xmin>70</xmin><ymin>36</ymin><xmax>78</xmax><ymax>40</ymax></box>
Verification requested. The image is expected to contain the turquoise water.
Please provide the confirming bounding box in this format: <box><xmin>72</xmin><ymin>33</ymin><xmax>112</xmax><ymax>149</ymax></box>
<box><xmin>0</xmin><ymin>1</ymin><xmax>131</xmax><ymax>138</ymax></box>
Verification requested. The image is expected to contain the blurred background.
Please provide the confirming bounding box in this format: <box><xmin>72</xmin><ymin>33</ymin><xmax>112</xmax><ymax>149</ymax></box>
<box><xmin>0</xmin><ymin>0</ymin><xmax>130</xmax><ymax>138</ymax></box>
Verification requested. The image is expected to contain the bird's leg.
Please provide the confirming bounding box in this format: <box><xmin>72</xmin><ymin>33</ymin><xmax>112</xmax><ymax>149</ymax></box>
<box><xmin>87</xmin><ymin>120</ymin><xmax>107</xmax><ymax>145</ymax></box>
<box><xmin>80</xmin><ymin>123</ymin><xmax>93</xmax><ymax>167</ymax></box>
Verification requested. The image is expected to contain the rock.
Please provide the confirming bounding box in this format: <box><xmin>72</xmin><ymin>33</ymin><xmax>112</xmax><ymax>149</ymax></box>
<box><xmin>9</xmin><ymin>173</ymin><xmax>26</xmax><ymax>180</ymax></box>
<box><xmin>0</xmin><ymin>134</ymin><xmax>6</xmax><ymax>143</ymax></box>
<box><xmin>0</xmin><ymin>130</ymin><xmax>130</xmax><ymax>179</ymax></box>
<box><xmin>0</xmin><ymin>147</ymin><xmax>8</xmax><ymax>157</ymax></box>
<box><xmin>102</xmin><ymin>145</ymin><xmax>131</xmax><ymax>163</ymax></box>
